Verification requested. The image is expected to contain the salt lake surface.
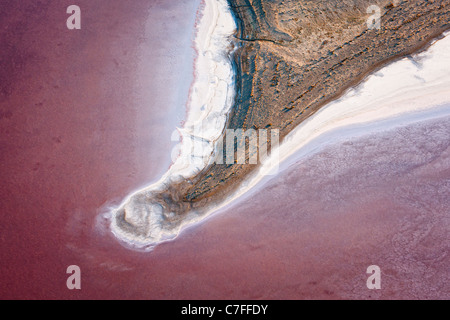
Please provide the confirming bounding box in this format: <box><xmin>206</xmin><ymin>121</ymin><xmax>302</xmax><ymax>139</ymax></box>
<box><xmin>0</xmin><ymin>0</ymin><xmax>448</xmax><ymax>299</ymax></box>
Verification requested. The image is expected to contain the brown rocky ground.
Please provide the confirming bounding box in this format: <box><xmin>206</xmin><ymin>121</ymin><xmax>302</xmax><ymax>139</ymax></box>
<box><xmin>188</xmin><ymin>0</ymin><xmax>450</xmax><ymax>200</ymax></box>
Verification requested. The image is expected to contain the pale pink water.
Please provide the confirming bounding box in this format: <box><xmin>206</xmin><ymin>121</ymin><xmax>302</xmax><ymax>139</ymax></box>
<box><xmin>1</xmin><ymin>0</ymin><xmax>448</xmax><ymax>300</ymax></box>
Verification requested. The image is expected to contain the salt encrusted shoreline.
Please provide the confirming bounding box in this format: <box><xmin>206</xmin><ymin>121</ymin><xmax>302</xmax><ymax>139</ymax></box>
<box><xmin>109</xmin><ymin>0</ymin><xmax>237</xmax><ymax>250</ymax></box>
<box><xmin>111</xmin><ymin>26</ymin><xmax>450</xmax><ymax>250</ymax></box>
<box><xmin>175</xmin><ymin>0</ymin><xmax>236</xmax><ymax>177</ymax></box>
<box><xmin>108</xmin><ymin>1</ymin><xmax>450</xmax><ymax>251</ymax></box>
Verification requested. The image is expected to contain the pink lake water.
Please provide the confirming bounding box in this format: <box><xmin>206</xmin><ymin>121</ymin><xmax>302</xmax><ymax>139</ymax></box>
<box><xmin>0</xmin><ymin>0</ymin><xmax>448</xmax><ymax>300</ymax></box>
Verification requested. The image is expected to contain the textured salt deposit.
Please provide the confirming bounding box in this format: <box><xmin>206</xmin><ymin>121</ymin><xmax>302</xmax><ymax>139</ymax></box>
<box><xmin>173</xmin><ymin>0</ymin><xmax>236</xmax><ymax>176</ymax></box>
